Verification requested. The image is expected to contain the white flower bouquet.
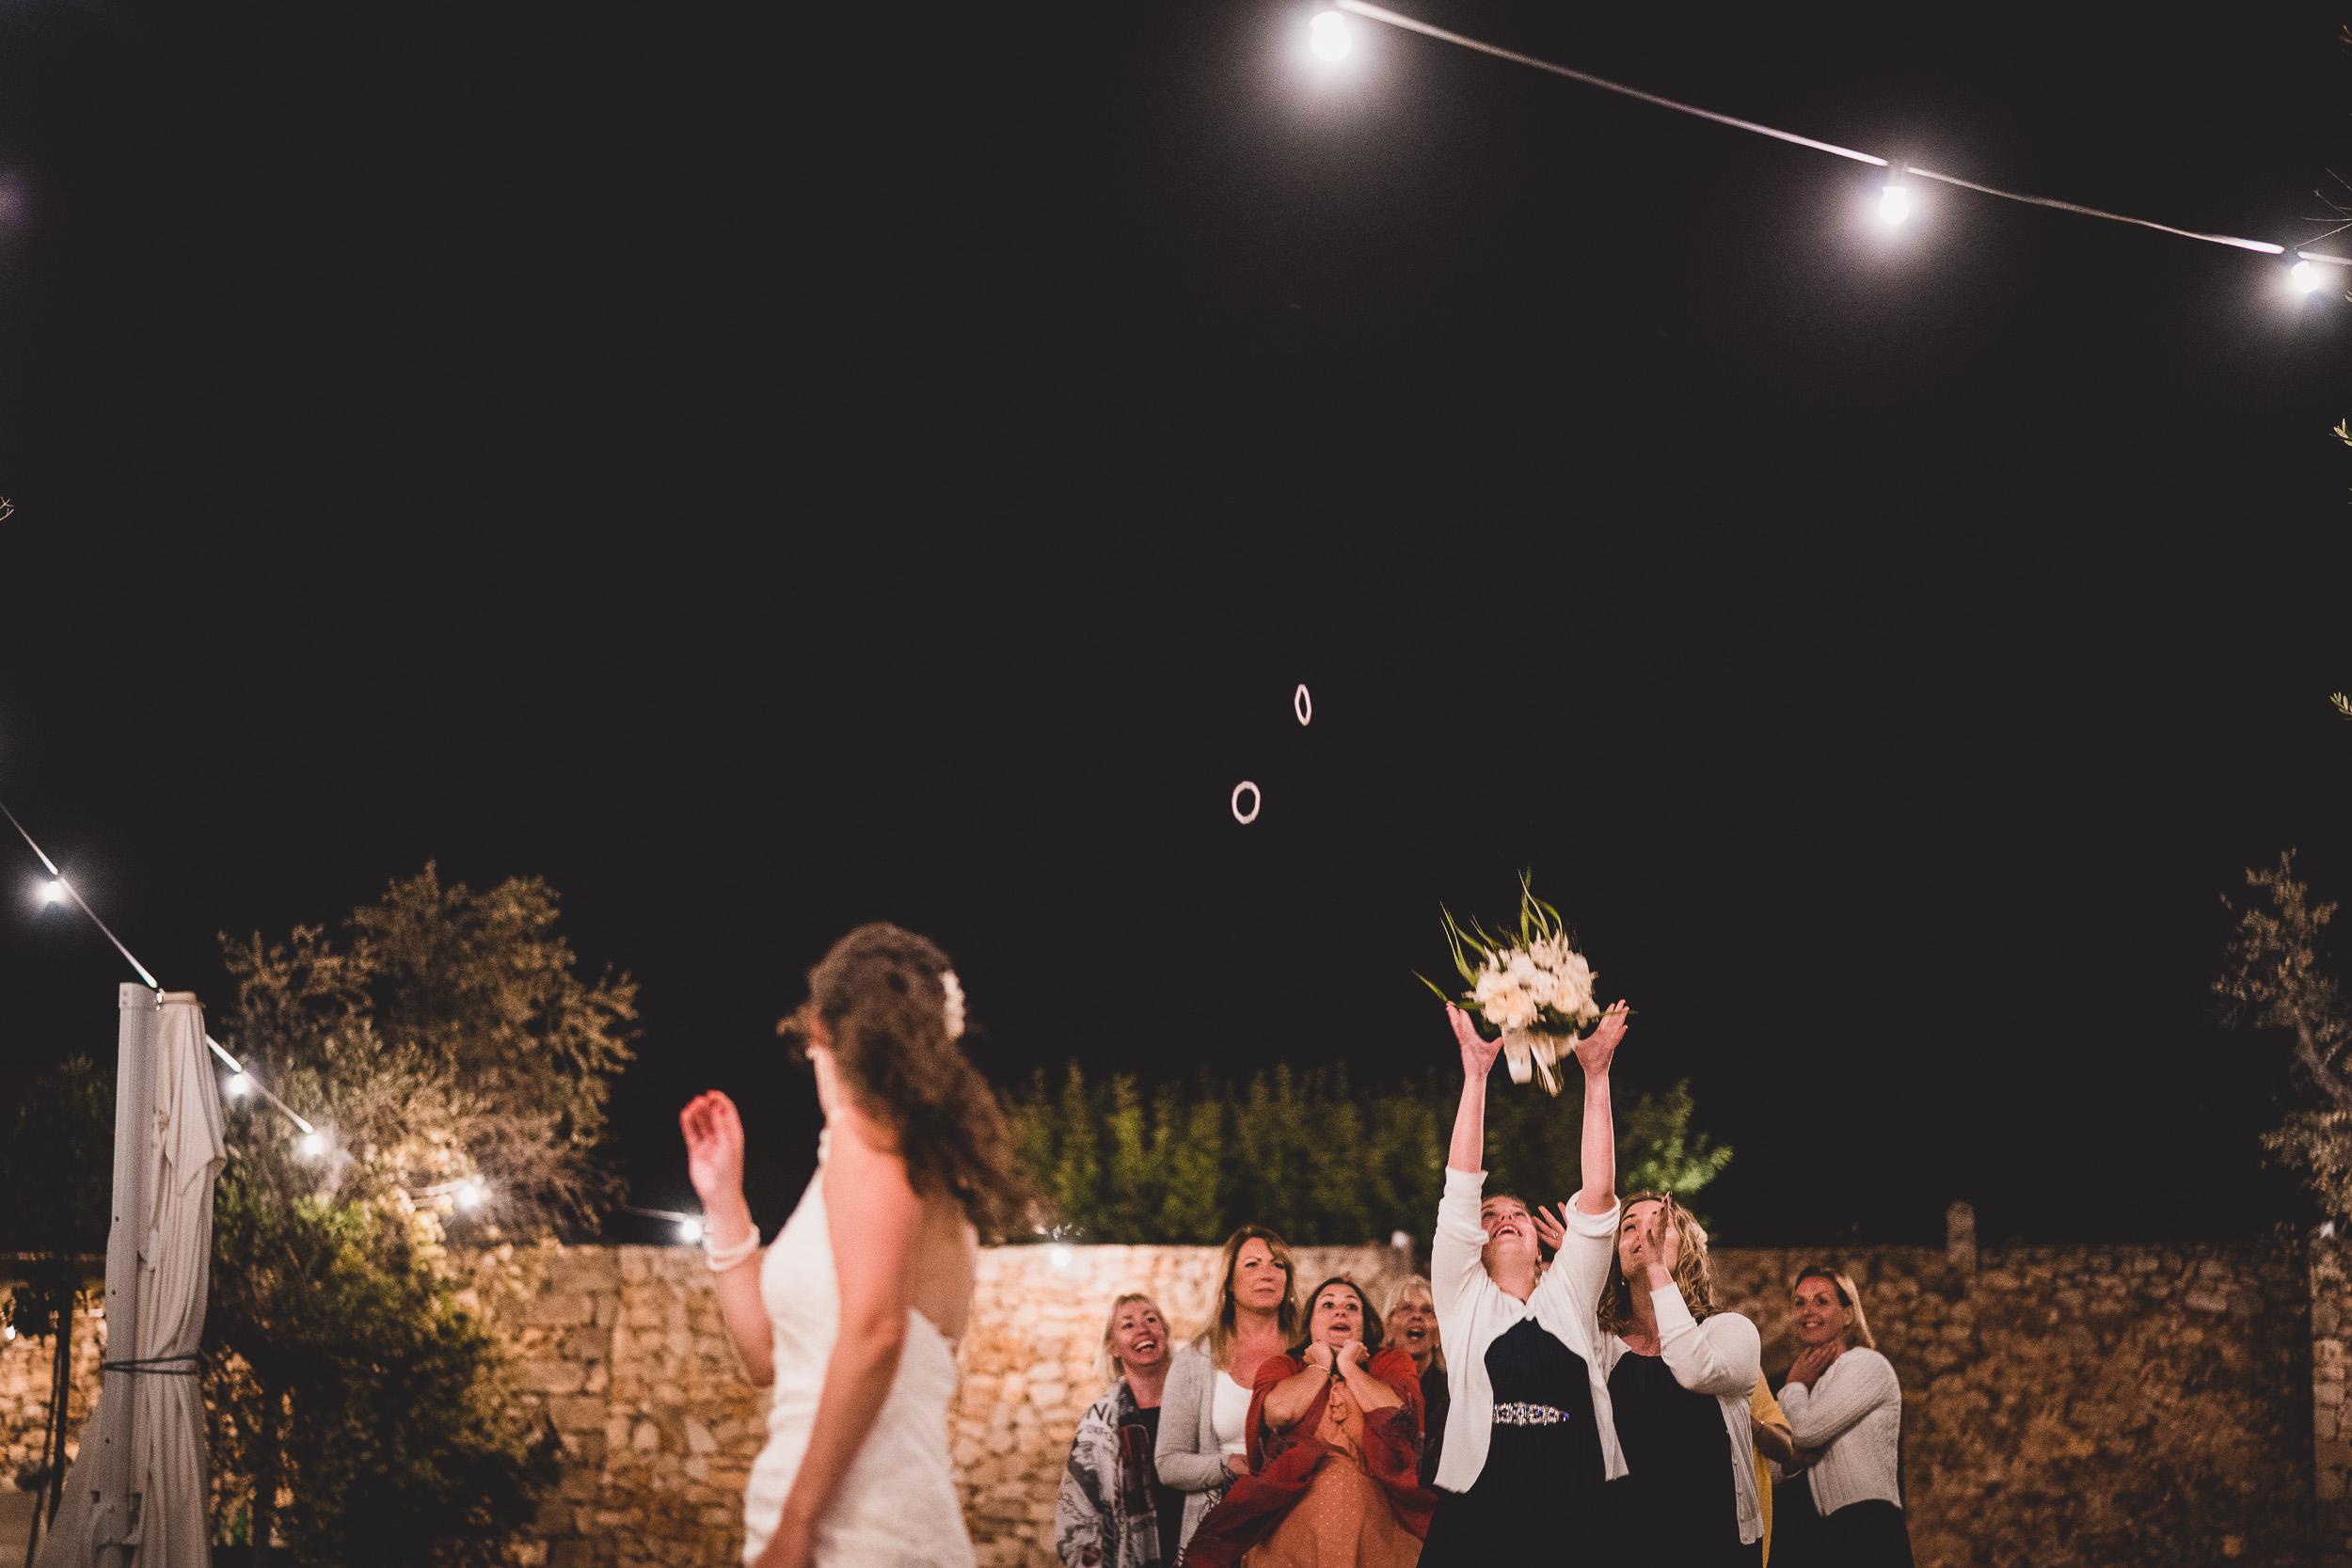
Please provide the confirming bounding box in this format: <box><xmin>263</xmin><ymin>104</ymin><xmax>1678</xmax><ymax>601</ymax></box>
<box><xmin>1421</xmin><ymin>875</ymin><xmax>1603</xmax><ymax>1095</ymax></box>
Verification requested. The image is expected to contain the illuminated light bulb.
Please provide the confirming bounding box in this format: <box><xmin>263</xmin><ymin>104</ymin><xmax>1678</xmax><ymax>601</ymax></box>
<box><xmin>1879</xmin><ymin>182</ymin><xmax>1910</xmax><ymax>225</ymax></box>
<box><xmin>298</xmin><ymin>1131</ymin><xmax>326</xmax><ymax>1159</ymax></box>
<box><xmin>457</xmin><ymin>1180</ymin><xmax>485</xmax><ymax>1211</ymax></box>
<box><xmin>1049</xmin><ymin>1244</ymin><xmax>1073</xmax><ymax>1271</ymax></box>
<box><xmin>226</xmin><ymin>1070</ymin><xmax>250</xmax><ymax>1098</ymax></box>
<box><xmin>1309</xmin><ymin>10</ymin><xmax>1350</xmax><ymax>60</ymax></box>
<box><xmin>2292</xmin><ymin>258</ymin><xmax>2323</xmax><ymax>295</ymax></box>
<box><xmin>678</xmin><ymin>1217</ymin><xmax>705</xmax><ymax>1246</ymax></box>
<box><xmin>39</xmin><ymin>879</ymin><xmax>64</xmax><ymax>906</ymax></box>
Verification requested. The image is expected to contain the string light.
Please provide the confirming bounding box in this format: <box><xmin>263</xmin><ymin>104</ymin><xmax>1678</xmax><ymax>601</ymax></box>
<box><xmin>677</xmin><ymin>1217</ymin><xmax>705</xmax><ymax>1245</ymax></box>
<box><xmin>1309</xmin><ymin>10</ymin><xmax>1351</xmax><ymax>60</ymax></box>
<box><xmin>225</xmin><ymin>1070</ymin><xmax>249</xmax><ymax>1098</ymax></box>
<box><xmin>4</xmin><ymin>792</ymin><xmax>317</xmax><ymax>1139</ymax></box>
<box><xmin>1329</xmin><ymin>1</ymin><xmax>2352</xmax><ymax>279</ymax></box>
<box><xmin>298</xmin><ymin>1131</ymin><xmax>326</xmax><ymax>1160</ymax></box>
<box><xmin>457</xmin><ymin>1179</ymin><xmax>486</xmax><ymax>1211</ymax></box>
<box><xmin>1880</xmin><ymin>162</ymin><xmax>1911</xmax><ymax>227</ymax></box>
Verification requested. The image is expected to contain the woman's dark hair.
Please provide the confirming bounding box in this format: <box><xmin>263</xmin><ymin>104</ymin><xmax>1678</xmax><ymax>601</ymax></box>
<box><xmin>777</xmin><ymin>923</ymin><xmax>1033</xmax><ymax>1241</ymax></box>
<box><xmin>1287</xmin><ymin>1276</ymin><xmax>1384</xmax><ymax>1358</ymax></box>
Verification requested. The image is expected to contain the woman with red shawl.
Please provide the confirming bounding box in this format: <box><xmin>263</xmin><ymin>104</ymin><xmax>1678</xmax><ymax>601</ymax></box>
<box><xmin>1180</xmin><ymin>1276</ymin><xmax>1436</xmax><ymax>1568</ymax></box>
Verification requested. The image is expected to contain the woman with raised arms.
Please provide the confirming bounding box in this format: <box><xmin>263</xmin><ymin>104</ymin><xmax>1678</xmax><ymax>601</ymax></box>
<box><xmin>680</xmin><ymin>924</ymin><xmax>1032</xmax><ymax>1568</ymax></box>
<box><xmin>1416</xmin><ymin>997</ymin><xmax>1632</xmax><ymax>1565</ymax></box>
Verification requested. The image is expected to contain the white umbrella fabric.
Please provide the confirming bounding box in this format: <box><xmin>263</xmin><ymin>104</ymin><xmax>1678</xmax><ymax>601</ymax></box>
<box><xmin>39</xmin><ymin>992</ymin><xmax>225</xmax><ymax>1568</ymax></box>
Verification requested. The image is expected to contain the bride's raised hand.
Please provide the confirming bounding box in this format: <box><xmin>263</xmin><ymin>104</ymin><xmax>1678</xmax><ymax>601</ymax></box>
<box><xmin>1573</xmin><ymin>1000</ymin><xmax>1630</xmax><ymax>1079</ymax></box>
<box><xmin>1447</xmin><ymin>1004</ymin><xmax>1503</xmax><ymax>1082</ymax></box>
<box><xmin>679</xmin><ymin>1090</ymin><xmax>748</xmax><ymax>1208</ymax></box>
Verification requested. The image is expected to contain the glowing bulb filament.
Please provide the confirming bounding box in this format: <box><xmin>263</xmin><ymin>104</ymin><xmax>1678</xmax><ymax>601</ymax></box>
<box><xmin>226</xmin><ymin>1070</ymin><xmax>250</xmax><ymax>1098</ymax></box>
<box><xmin>678</xmin><ymin>1217</ymin><xmax>705</xmax><ymax>1245</ymax></box>
<box><xmin>2292</xmin><ymin>259</ymin><xmax>2322</xmax><ymax>295</ymax></box>
<box><xmin>1880</xmin><ymin>183</ymin><xmax>1910</xmax><ymax>225</ymax></box>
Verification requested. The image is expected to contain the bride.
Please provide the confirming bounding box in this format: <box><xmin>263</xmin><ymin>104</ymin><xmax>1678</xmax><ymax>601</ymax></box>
<box><xmin>681</xmin><ymin>924</ymin><xmax>1033</xmax><ymax>1568</ymax></box>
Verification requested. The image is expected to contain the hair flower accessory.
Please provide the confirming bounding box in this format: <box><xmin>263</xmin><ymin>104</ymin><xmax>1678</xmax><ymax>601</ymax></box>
<box><xmin>939</xmin><ymin>970</ymin><xmax>966</xmax><ymax>1040</ymax></box>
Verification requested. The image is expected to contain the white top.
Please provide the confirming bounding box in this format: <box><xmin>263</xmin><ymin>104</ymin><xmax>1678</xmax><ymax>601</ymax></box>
<box><xmin>740</xmin><ymin>1152</ymin><xmax>975</xmax><ymax>1567</ymax></box>
<box><xmin>1429</xmin><ymin>1165</ymin><xmax>1626</xmax><ymax>1492</ymax></box>
<box><xmin>1595</xmin><ymin>1289</ymin><xmax>1764</xmax><ymax>1545</ymax></box>
<box><xmin>1777</xmin><ymin>1346</ymin><xmax>1903</xmax><ymax>1516</ymax></box>
<box><xmin>1212</xmin><ymin>1370</ymin><xmax>1253</xmax><ymax>1455</ymax></box>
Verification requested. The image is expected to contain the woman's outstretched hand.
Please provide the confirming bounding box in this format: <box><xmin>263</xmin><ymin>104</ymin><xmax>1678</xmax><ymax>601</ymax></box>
<box><xmin>1531</xmin><ymin>1203</ymin><xmax>1570</xmax><ymax>1253</ymax></box>
<box><xmin>1574</xmin><ymin>1000</ymin><xmax>1630</xmax><ymax>1079</ymax></box>
<box><xmin>1447</xmin><ymin>1004</ymin><xmax>1503</xmax><ymax>1081</ymax></box>
<box><xmin>679</xmin><ymin>1090</ymin><xmax>748</xmax><ymax>1209</ymax></box>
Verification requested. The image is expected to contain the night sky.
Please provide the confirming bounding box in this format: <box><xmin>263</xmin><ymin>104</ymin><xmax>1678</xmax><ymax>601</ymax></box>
<box><xmin>3</xmin><ymin>0</ymin><xmax>2349</xmax><ymax>1250</ymax></box>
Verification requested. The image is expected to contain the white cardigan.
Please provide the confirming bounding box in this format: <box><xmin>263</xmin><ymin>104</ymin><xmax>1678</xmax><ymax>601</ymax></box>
<box><xmin>1777</xmin><ymin>1346</ymin><xmax>1903</xmax><ymax>1516</ymax></box>
<box><xmin>1595</xmin><ymin>1288</ymin><xmax>1764</xmax><ymax>1545</ymax></box>
<box><xmin>1429</xmin><ymin>1166</ymin><xmax>1625</xmax><ymax>1493</ymax></box>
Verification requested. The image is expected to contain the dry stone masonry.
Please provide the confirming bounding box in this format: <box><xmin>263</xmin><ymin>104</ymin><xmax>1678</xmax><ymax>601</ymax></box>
<box><xmin>6</xmin><ymin>1224</ymin><xmax>2351</xmax><ymax>1565</ymax></box>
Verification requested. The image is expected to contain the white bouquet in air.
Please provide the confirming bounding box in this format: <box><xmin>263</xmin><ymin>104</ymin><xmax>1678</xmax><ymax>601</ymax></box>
<box><xmin>1421</xmin><ymin>874</ymin><xmax>1603</xmax><ymax>1095</ymax></box>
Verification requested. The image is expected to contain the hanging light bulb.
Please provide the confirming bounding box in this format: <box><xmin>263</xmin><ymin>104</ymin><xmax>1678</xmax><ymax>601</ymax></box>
<box><xmin>38</xmin><ymin>878</ymin><xmax>64</xmax><ymax>906</ymax></box>
<box><xmin>457</xmin><ymin>1179</ymin><xmax>485</xmax><ymax>1211</ymax></box>
<box><xmin>225</xmin><ymin>1070</ymin><xmax>250</xmax><ymax>1098</ymax></box>
<box><xmin>677</xmin><ymin>1216</ymin><xmax>705</xmax><ymax>1246</ymax></box>
<box><xmin>1879</xmin><ymin>161</ymin><xmax>1911</xmax><ymax>226</ymax></box>
<box><xmin>1309</xmin><ymin>10</ymin><xmax>1351</xmax><ymax>60</ymax></box>
<box><xmin>2291</xmin><ymin>255</ymin><xmax>2324</xmax><ymax>295</ymax></box>
<box><xmin>298</xmin><ymin>1131</ymin><xmax>326</xmax><ymax>1159</ymax></box>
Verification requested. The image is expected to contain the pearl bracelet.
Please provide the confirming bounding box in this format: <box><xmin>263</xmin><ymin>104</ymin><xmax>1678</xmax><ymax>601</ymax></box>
<box><xmin>706</xmin><ymin>1225</ymin><xmax>761</xmax><ymax>1273</ymax></box>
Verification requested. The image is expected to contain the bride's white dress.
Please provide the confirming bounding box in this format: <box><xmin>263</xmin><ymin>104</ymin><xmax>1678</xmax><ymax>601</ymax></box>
<box><xmin>741</xmin><ymin>1139</ymin><xmax>975</xmax><ymax>1567</ymax></box>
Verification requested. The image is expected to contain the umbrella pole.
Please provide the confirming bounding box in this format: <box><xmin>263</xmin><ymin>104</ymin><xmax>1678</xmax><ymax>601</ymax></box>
<box><xmin>91</xmin><ymin>984</ymin><xmax>156</xmax><ymax>1568</ymax></box>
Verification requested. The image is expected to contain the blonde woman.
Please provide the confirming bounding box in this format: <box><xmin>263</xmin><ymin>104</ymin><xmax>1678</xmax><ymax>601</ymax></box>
<box><xmin>1154</xmin><ymin>1226</ymin><xmax>1300</xmax><ymax>1556</ymax></box>
<box><xmin>1772</xmin><ymin>1267</ymin><xmax>1913</xmax><ymax>1568</ymax></box>
<box><xmin>1384</xmin><ymin>1275</ymin><xmax>1448</xmax><ymax>1486</ymax></box>
<box><xmin>1552</xmin><ymin>1192</ymin><xmax>1760</xmax><ymax>1565</ymax></box>
<box><xmin>1056</xmin><ymin>1293</ymin><xmax>1181</xmax><ymax>1568</ymax></box>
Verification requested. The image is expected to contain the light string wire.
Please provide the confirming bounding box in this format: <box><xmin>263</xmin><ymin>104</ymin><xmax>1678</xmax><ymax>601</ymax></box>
<box><xmin>0</xmin><ymin>794</ymin><xmax>316</xmax><ymax>1137</ymax></box>
<box><xmin>1334</xmin><ymin>0</ymin><xmax>2352</xmax><ymax>268</ymax></box>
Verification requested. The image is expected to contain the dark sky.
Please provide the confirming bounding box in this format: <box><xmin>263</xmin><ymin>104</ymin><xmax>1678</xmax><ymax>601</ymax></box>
<box><xmin>2</xmin><ymin>0</ymin><xmax>2349</xmax><ymax>1249</ymax></box>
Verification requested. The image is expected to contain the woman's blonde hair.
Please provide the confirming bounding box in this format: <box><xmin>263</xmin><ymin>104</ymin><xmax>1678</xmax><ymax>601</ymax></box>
<box><xmin>1597</xmin><ymin>1192</ymin><xmax>1715</xmax><ymax>1337</ymax></box>
<box><xmin>1792</xmin><ymin>1265</ymin><xmax>1876</xmax><ymax>1351</ymax></box>
<box><xmin>1094</xmin><ymin>1291</ymin><xmax>1168</xmax><ymax>1384</ymax></box>
<box><xmin>1201</xmin><ymin>1225</ymin><xmax>1299</xmax><ymax>1370</ymax></box>
<box><xmin>1383</xmin><ymin>1275</ymin><xmax>1445</xmax><ymax>1374</ymax></box>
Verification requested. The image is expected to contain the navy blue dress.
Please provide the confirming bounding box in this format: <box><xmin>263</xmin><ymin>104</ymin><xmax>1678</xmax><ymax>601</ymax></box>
<box><xmin>1418</xmin><ymin>1319</ymin><xmax>1608</xmax><ymax>1564</ymax></box>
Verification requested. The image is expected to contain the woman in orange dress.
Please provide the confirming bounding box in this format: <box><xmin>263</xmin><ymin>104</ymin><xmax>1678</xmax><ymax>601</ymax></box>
<box><xmin>1180</xmin><ymin>1276</ymin><xmax>1436</xmax><ymax>1568</ymax></box>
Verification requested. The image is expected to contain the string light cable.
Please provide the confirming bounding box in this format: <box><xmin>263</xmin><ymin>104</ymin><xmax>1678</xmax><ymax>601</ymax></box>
<box><xmin>1326</xmin><ymin>2</ymin><xmax>2352</xmax><ymax>277</ymax></box>
<box><xmin>2</xmin><ymin>794</ymin><xmax>316</xmax><ymax>1138</ymax></box>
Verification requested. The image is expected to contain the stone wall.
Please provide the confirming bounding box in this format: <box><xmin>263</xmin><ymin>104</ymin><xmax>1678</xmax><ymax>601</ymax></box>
<box><xmin>5</xmin><ymin>1231</ymin><xmax>2347</xmax><ymax>1566</ymax></box>
<box><xmin>1712</xmin><ymin>1240</ymin><xmax>2313</xmax><ymax>1568</ymax></box>
<box><xmin>0</xmin><ymin>1299</ymin><xmax>102</xmax><ymax>1488</ymax></box>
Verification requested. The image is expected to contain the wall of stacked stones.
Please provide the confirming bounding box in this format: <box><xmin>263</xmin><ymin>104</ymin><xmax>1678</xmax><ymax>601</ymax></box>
<box><xmin>6</xmin><ymin>1233</ymin><xmax>2349</xmax><ymax>1568</ymax></box>
<box><xmin>0</xmin><ymin>1299</ymin><xmax>101</xmax><ymax>1488</ymax></box>
<box><xmin>1711</xmin><ymin>1239</ymin><xmax>2314</xmax><ymax>1568</ymax></box>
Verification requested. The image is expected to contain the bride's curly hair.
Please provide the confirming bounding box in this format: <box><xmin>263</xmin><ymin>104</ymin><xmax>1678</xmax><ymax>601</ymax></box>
<box><xmin>777</xmin><ymin>924</ymin><xmax>1035</xmax><ymax>1241</ymax></box>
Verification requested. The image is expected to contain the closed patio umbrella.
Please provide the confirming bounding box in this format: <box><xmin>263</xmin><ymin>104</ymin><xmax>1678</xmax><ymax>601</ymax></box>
<box><xmin>39</xmin><ymin>990</ymin><xmax>225</xmax><ymax>1568</ymax></box>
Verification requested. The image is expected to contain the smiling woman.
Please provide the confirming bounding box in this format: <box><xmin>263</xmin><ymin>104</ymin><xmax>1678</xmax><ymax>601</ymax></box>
<box><xmin>1155</xmin><ymin>1227</ymin><xmax>1301</xmax><ymax>1556</ymax></box>
<box><xmin>1056</xmin><ymin>1293</ymin><xmax>1183</xmax><ymax>1568</ymax></box>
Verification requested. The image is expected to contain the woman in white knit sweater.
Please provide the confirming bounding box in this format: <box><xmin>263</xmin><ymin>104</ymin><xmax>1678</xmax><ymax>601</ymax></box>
<box><xmin>1771</xmin><ymin>1266</ymin><xmax>1914</xmax><ymax>1568</ymax></box>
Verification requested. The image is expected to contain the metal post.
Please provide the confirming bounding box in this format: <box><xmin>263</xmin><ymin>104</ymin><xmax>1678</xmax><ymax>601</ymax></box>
<box><xmin>92</xmin><ymin>983</ymin><xmax>156</xmax><ymax>1568</ymax></box>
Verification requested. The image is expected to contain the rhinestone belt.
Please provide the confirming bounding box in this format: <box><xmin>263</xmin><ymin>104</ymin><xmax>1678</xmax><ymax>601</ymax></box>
<box><xmin>1492</xmin><ymin>1402</ymin><xmax>1569</xmax><ymax>1427</ymax></box>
